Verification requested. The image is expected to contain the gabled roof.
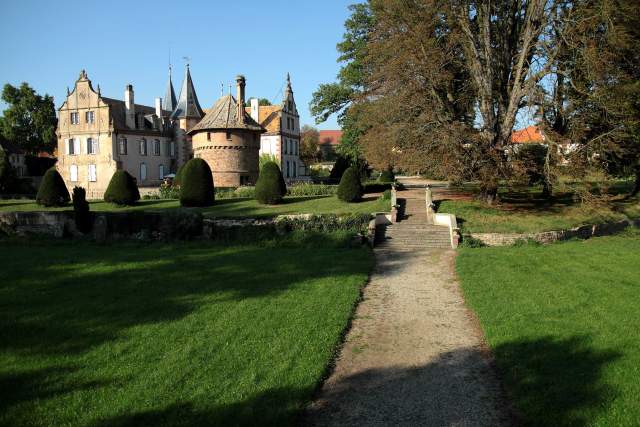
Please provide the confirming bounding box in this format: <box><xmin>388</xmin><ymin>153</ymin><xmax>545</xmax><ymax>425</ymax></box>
<box><xmin>511</xmin><ymin>126</ymin><xmax>545</xmax><ymax>144</ymax></box>
<box><xmin>162</xmin><ymin>67</ymin><xmax>177</xmax><ymax>113</ymax></box>
<box><xmin>171</xmin><ymin>65</ymin><xmax>204</xmax><ymax>120</ymax></box>
<box><xmin>189</xmin><ymin>94</ymin><xmax>263</xmax><ymax>134</ymax></box>
<box><xmin>319</xmin><ymin>130</ymin><xmax>343</xmax><ymax>146</ymax></box>
<box><xmin>245</xmin><ymin>105</ymin><xmax>282</xmax><ymax>134</ymax></box>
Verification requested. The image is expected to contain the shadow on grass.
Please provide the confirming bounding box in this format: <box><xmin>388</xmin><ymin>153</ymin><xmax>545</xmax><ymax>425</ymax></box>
<box><xmin>493</xmin><ymin>335</ymin><xmax>621</xmax><ymax>426</ymax></box>
<box><xmin>0</xmin><ymin>238</ymin><xmax>367</xmax><ymax>357</ymax></box>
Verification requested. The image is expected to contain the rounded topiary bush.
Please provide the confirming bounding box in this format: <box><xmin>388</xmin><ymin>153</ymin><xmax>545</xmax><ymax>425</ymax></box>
<box><xmin>379</xmin><ymin>169</ymin><xmax>395</xmax><ymax>183</ymax></box>
<box><xmin>174</xmin><ymin>164</ymin><xmax>185</xmax><ymax>186</ymax></box>
<box><xmin>179</xmin><ymin>158</ymin><xmax>214</xmax><ymax>207</ymax></box>
<box><xmin>36</xmin><ymin>167</ymin><xmax>70</xmax><ymax>207</ymax></box>
<box><xmin>104</xmin><ymin>170</ymin><xmax>140</xmax><ymax>206</ymax></box>
<box><xmin>330</xmin><ymin>156</ymin><xmax>350</xmax><ymax>181</ymax></box>
<box><xmin>255</xmin><ymin>161</ymin><xmax>285</xmax><ymax>205</ymax></box>
<box><xmin>337</xmin><ymin>166</ymin><xmax>363</xmax><ymax>203</ymax></box>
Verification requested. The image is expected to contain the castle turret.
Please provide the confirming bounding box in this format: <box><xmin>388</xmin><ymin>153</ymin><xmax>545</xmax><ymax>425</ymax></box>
<box><xmin>171</xmin><ymin>64</ymin><xmax>204</xmax><ymax>120</ymax></box>
<box><xmin>162</xmin><ymin>66</ymin><xmax>177</xmax><ymax>114</ymax></box>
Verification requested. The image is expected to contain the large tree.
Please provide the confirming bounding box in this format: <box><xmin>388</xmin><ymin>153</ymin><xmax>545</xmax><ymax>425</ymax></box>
<box><xmin>1</xmin><ymin>83</ymin><xmax>57</xmax><ymax>154</ymax></box>
<box><xmin>310</xmin><ymin>3</ymin><xmax>374</xmax><ymax>166</ymax></box>
<box><xmin>300</xmin><ymin>125</ymin><xmax>320</xmax><ymax>165</ymax></box>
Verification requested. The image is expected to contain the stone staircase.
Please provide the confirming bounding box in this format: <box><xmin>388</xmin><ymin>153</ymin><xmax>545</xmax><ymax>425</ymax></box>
<box><xmin>375</xmin><ymin>223</ymin><xmax>452</xmax><ymax>250</ymax></box>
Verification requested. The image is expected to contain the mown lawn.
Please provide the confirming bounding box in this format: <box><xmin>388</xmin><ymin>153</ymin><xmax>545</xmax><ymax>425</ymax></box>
<box><xmin>457</xmin><ymin>230</ymin><xmax>640</xmax><ymax>426</ymax></box>
<box><xmin>0</xmin><ymin>236</ymin><xmax>373</xmax><ymax>426</ymax></box>
<box><xmin>439</xmin><ymin>190</ymin><xmax>639</xmax><ymax>233</ymax></box>
<box><xmin>0</xmin><ymin>195</ymin><xmax>389</xmax><ymax>218</ymax></box>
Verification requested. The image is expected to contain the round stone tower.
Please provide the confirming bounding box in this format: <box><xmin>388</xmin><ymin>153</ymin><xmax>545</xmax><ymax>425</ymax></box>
<box><xmin>189</xmin><ymin>75</ymin><xmax>264</xmax><ymax>187</ymax></box>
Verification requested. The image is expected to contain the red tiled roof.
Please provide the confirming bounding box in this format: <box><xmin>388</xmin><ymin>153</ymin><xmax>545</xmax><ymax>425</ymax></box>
<box><xmin>318</xmin><ymin>130</ymin><xmax>342</xmax><ymax>146</ymax></box>
<box><xmin>511</xmin><ymin>125</ymin><xmax>545</xmax><ymax>144</ymax></box>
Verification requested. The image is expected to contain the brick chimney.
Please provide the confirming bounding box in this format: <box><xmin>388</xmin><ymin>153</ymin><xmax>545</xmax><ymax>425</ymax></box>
<box><xmin>236</xmin><ymin>75</ymin><xmax>246</xmax><ymax>121</ymax></box>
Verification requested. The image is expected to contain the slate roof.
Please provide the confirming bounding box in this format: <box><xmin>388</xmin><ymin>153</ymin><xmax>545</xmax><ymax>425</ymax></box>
<box><xmin>101</xmin><ymin>97</ymin><xmax>162</xmax><ymax>132</ymax></box>
<box><xmin>171</xmin><ymin>65</ymin><xmax>204</xmax><ymax>120</ymax></box>
<box><xmin>162</xmin><ymin>67</ymin><xmax>177</xmax><ymax>113</ymax></box>
<box><xmin>189</xmin><ymin>94</ymin><xmax>263</xmax><ymax>134</ymax></box>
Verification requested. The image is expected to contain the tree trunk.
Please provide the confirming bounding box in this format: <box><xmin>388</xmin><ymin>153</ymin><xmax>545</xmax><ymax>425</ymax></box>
<box><xmin>542</xmin><ymin>180</ymin><xmax>553</xmax><ymax>199</ymax></box>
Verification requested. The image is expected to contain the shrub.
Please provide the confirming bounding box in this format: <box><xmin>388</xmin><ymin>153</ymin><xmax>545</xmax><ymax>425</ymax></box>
<box><xmin>337</xmin><ymin>166</ymin><xmax>363</xmax><ymax>202</ymax></box>
<box><xmin>174</xmin><ymin>164</ymin><xmax>185</xmax><ymax>186</ymax></box>
<box><xmin>329</xmin><ymin>156</ymin><xmax>350</xmax><ymax>181</ymax></box>
<box><xmin>159</xmin><ymin>182</ymin><xmax>180</xmax><ymax>199</ymax></box>
<box><xmin>379</xmin><ymin>169</ymin><xmax>395</xmax><ymax>183</ymax></box>
<box><xmin>259</xmin><ymin>153</ymin><xmax>278</xmax><ymax>170</ymax></box>
<box><xmin>104</xmin><ymin>170</ymin><xmax>140</xmax><ymax>206</ymax></box>
<box><xmin>382</xmin><ymin>189</ymin><xmax>391</xmax><ymax>200</ymax></box>
<box><xmin>287</xmin><ymin>183</ymin><xmax>337</xmax><ymax>197</ymax></box>
<box><xmin>255</xmin><ymin>161</ymin><xmax>285</xmax><ymax>204</ymax></box>
<box><xmin>180</xmin><ymin>158</ymin><xmax>215</xmax><ymax>207</ymax></box>
<box><xmin>72</xmin><ymin>186</ymin><xmax>92</xmax><ymax>233</ymax></box>
<box><xmin>362</xmin><ymin>182</ymin><xmax>393</xmax><ymax>193</ymax></box>
<box><xmin>36</xmin><ymin>167</ymin><xmax>70</xmax><ymax>206</ymax></box>
<box><xmin>275</xmin><ymin>213</ymin><xmax>371</xmax><ymax>234</ymax></box>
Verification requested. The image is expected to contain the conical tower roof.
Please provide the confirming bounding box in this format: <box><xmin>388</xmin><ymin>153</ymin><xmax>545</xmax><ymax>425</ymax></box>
<box><xmin>189</xmin><ymin>94</ymin><xmax>263</xmax><ymax>134</ymax></box>
<box><xmin>162</xmin><ymin>66</ymin><xmax>177</xmax><ymax>113</ymax></box>
<box><xmin>171</xmin><ymin>64</ymin><xmax>204</xmax><ymax>120</ymax></box>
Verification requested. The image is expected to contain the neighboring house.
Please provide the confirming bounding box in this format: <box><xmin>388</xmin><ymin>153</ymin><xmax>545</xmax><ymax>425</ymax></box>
<box><xmin>0</xmin><ymin>137</ymin><xmax>26</xmax><ymax>177</ymax></box>
<box><xmin>318</xmin><ymin>130</ymin><xmax>342</xmax><ymax>161</ymax></box>
<box><xmin>509</xmin><ymin>125</ymin><xmax>578</xmax><ymax>162</ymax></box>
<box><xmin>247</xmin><ymin>74</ymin><xmax>308</xmax><ymax>180</ymax></box>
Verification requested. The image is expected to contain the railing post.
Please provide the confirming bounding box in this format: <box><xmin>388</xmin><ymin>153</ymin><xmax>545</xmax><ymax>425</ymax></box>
<box><xmin>425</xmin><ymin>185</ymin><xmax>434</xmax><ymax>224</ymax></box>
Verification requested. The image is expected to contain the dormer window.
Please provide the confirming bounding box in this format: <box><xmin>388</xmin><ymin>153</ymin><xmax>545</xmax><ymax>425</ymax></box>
<box><xmin>70</xmin><ymin>112</ymin><xmax>79</xmax><ymax>125</ymax></box>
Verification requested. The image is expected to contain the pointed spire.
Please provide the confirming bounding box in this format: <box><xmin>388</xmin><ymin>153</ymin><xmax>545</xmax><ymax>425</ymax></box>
<box><xmin>171</xmin><ymin>64</ymin><xmax>203</xmax><ymax>120</ymax></box>
<box><xmin>162</xmin><ymin>65</ymin><xmax>177</xmax><ymax>113</ymax></box>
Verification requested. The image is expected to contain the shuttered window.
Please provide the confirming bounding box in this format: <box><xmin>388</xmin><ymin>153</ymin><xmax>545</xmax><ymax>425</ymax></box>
<box><xmin>70</xmin><ymin>165</ymin><xmax>78</xmax><ymax>182</ymax></box>
<box><xmin>140</xmin><ymin>163</ymin><xmax>147</xmax><ymax>181</ymax></box>
<box><xmin>88</xmin><ymin>164</ymin><xmax>97</xmax><ymax>182</ymax></box>
<box><xmin>159</xmin><ymin>164</ymin><xmax>165</xmax><ymax>180</ymax></box>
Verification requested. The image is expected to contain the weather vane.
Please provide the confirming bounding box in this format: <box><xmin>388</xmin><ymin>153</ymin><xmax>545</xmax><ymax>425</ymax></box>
<box><xmin>183</xmin><ymin>56</ymin><xmax>191</xmax><ymax>66</ymax></box>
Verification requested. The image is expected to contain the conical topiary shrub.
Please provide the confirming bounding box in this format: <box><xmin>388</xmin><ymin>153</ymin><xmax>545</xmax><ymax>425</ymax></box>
<box><xmin>255</xmin><ymin>161</ymin><xmax>285</xmax><ymax>205</ymax></box>
<box><xmin>104</xmin><ymin>170</ymin><xmax>140</xmax><ymax>206</ymax></box>
<box><xmin>36</xmin><ymin>167</ymin><xmax>70</xmax><ymax>206</ymax></box>
<box><xmin>337</xmin><ymin>166</ymin><xmax>363</xmax><ymax>203</ymax></box>
<box><xmin>179</xmin><ymin>158</ymin><xmax>214</xmax><ymax>207</ymax></box>
<box><xmin>72</xmin><ymin>186</ymin><xmax>92</xmax><ymax>233</ymax></box>
<box><xmin>174</xmin><ymin>164</ymin><xmax>185</xmax><ymax>187</ymax></box>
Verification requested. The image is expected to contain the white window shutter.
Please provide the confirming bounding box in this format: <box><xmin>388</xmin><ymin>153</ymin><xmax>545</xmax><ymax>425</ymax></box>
<box><xmin>74</xmin><ymin>138</ymin><xmax>80</xmax><ymax>155</ymax></box>
<box><xmin>65</xmin><ymin>139</ymin><xmax>70</xmax><ymax>155</ymax></box>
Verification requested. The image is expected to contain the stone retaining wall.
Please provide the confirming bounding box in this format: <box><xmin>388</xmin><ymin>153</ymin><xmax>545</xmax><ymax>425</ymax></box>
<box><xmin>0</xmin><ymin>210</ymin><xmax>373</xmax><ymax>242</ymax></box>
<box><xmin>466</xmin><ymin>218</ymin><xmax>640</xmax><ymax>246</ymax></box>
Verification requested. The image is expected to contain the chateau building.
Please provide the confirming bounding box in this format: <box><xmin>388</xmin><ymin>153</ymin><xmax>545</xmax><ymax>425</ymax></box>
<box><xmin>56</xmin><ymin>68</ymin><xmax>304</xmax><ymax>198</ymax></box>
<box><xmin>248</xmin><ymin>74</ymin><xmax>307</xmax><ymax>180</ymax></box>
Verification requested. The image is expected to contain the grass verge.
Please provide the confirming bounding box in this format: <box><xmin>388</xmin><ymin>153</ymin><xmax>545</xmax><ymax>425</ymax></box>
<box><xmin>0</xmin><ymin>195</ymin><xmax>389</xmax><ymax>218</ymax></box>
<box><xmin>456</xmin><ymin>230</ymin><xmax>640</xmax><ymax>426</ymax></box>
<box><xmin>0</xmin><ymin>235</ymin><xmax>373</xmax><ymax>426</ymax></box>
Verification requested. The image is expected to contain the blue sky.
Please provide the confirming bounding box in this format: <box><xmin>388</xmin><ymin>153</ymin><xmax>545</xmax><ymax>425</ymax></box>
<box><xmin>0</xmin><ymin>0</ymin><xmax>354</xmax><ymax>129</ymax></box>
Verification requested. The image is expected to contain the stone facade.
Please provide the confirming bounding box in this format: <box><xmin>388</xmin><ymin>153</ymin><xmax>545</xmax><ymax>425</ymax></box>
<box><xmin>248</xmin><ymin>74</ymin><xmax>308</xmax><ymax>181</ymax></box>
<box><xmin>56</xmin><ymin>70</ymin><xmax>177</xmax><ymax>199</ymax></box>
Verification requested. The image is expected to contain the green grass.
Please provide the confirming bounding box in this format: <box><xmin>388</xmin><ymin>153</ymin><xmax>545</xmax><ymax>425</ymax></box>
<box><xmin>457</xmin><ymin>231</ymin><xmax>640</xmax><ymax>426</ymax></box>
<box><xmin>439</xmin><ymin>191</ymin><xmax>639</xmax><ymax>233</ymax></box>
<box><xmin>0</xmin><ymin>195</ymin><xmax>389</xmax><ymax>218</ymax></box>
<box><xmin>0</xmin><ymin>236</ymin><xmax>373</xmax><ymax>426</ymax></box>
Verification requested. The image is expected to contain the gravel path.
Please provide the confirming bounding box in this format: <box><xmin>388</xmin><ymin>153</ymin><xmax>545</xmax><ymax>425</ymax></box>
<box><xmin>304</xmin><ymin>247</ymin><xmax>511</xmax><ymax>426</ymax></box>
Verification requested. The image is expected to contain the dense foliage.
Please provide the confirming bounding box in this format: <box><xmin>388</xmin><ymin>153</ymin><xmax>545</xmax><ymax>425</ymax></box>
<box><xmin>378</xmin><ymin>169</ymin><xmax>395</xmax><ymax>183</ymax></box>
<box><xmin>0</xmin><ymin>83</ymin><xmax>57</xmax><ymax>154</ymax></box>
<box><xmin>337</xmin><ymin>166</ymin><xmax>363</xmax><ymax>202</ymax></box>
<box><xmin>0</xmin><ymin>148</ymin><xmax>17</xmax><ymax>193</ymax></box>
<box><xmin>179</xmin><ymin>158</ymin><xmax>215</xmax><ymax>207</ymax></box>
<box><xmin>36</xmin><ymin>168</ymin><xmax>69</xmax><ymax>207</ymax></box>
<box><xmin>104</xmin><ymin>170</ymin><xmax>140</xmax><ymax>206</ymax></box>
<box><xmin>255</xmin><ymin>161</ymin><xmax>285</xmax><ymax>204</ymax></box>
